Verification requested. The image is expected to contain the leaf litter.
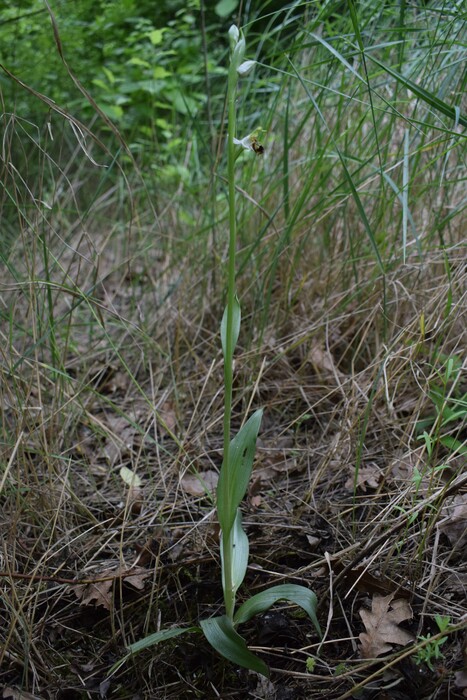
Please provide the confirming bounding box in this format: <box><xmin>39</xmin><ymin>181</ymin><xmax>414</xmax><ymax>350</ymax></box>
<box><xmin>71</xmin><ymin>565</ymin><xmax>152</xmax><ymax>610</ymax></box>
<box><xmin>359</xmin><ymin>593</ymin><xmax>414</xmax><ymax>658</ymax></box>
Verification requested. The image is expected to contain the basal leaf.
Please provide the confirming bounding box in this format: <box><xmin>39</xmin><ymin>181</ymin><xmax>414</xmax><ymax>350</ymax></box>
<box><xmin>217</xmin><ymin>408</ymin><xmax>263</xmax><ymax>533</ymax></box>
<box><xmin>200</xmin><ymin>615</ymin><xmax>269</xmax><ymax>677</ymax></box>
<box><xmin>234</xmin><ymin>584</ymin><xmax>321</xmax><ymax>638</ymax></box>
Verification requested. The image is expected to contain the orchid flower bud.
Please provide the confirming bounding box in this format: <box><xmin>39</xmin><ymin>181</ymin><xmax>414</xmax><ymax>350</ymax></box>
<box><xmin>237</xmin><ymin>60</ymin><xmax>256</xmax><ymax>77</ymax></box>
<box><xmin>228</xmin><ymin>25</ymin><xmax>239</xmax><ymax>50</ymax></box>
<box><xmin>232</xmin><ymin>36</ymin><xmax>246</xmax><ymax>68</ymax></box>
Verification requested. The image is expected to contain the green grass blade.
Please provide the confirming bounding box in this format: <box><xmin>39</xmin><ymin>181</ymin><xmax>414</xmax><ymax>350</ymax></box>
<box><xmin>346</xmin><ymin>0</ymin><xmax>364</xmax><ymax>52</ymax></box>
<box><xmin>127</xmin><ymin>626</ymin><xmax>199</xmax><ymax>654</ymax></box>
<box><xmin>287</xmin><ymin>57</ymin><xmax>385</xmax><ymax>275</ymax></box>
<box><xmin>200</xmin><ymin>615</ymin><xmax>269</xmax><ymax>677</ymax></box>
<box><xmin>234</xmin><ymin>584</ymin><xmax>321</xmax><ymax>638</ymax></box>
<box><xmin>402</xmin><ymin>128</ymin><xmax>409</xmax><ymax>263</ymax></box>
<box><xmin>368</xmin><ymin>55</ymin><xmax>467</xmax><ymax>127</ymax></box>
<box><xmin>217</xmin><ymin>408</ymin><xmax>263</xmax><ymax>533</ymax></box>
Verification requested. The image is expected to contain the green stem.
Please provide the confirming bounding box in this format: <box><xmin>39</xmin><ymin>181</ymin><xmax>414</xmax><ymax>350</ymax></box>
<box><xmin>221</xmin><ymin>47</ymin><xmax>239</xmax><ymax>622</ymax></box>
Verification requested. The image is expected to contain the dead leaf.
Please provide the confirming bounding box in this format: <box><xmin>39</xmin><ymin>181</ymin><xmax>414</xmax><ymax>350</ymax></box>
<box><xmin>2</xmin><ymin>690</ymin><xmax>43</xmax><ymax>700</ymax></box>
<box><xmin>437</xmin><ymin>494</ymin><xmax>467</xmax><ymax>553</ymax></box>
<box><xmin>345</xmin><ymin>464</ymin><xmax>382</xmax><ymax>492</ymax></box>
<box><xmin>103</xmin><ymin>415</ymin><xmax>136</xmax><ymax>465</ymax></box>
<box><xmin>180</xmin><ymin>470</ymin><xmax>218</xmax><ymax>496</ymax></box>
<box><xmin>72</xmin><ymin>575</ymin><xmax>113</xmax><ymax>610</ymax></box>
<box><xmin>307</xmin><ymin>344</ymin><xmax>342</xmax><ymax>380</ymax></box>
<box><xmin>455</xmin><ymin>670</ymin><xmax>467</xmax><ymax>690</ymax></box>
<box><xmin>454</xmin><ymin>631</ymin><xmax>467</xmax><ymax>690</ymax></box>
<box><xmin>254</xmin><ymin>436</ymin><xmax>298</xmax><ymax>483</ymax></box>
<box><xmin>389</xmin><ymin>448</ymin><xmax>432</xmax><ymax>495</ymax></box>
<box><xmin>122</xmin><ymin>566</ymin><xmax>152</xmax><ymax>590</ymax></box>
<box><xmin>359</xmin><ymin>593</ymin><xmax>414</xmax><ymax>658</ymax></box>
<box><xmin>71</xmin><ymin>566</ymin><xmax>151</xmax><ymax>608</ymax></box>
<box><xmin>157</xmin><ymin>401</ymin><xmax>177</xmax><ymax>436</ymax></box>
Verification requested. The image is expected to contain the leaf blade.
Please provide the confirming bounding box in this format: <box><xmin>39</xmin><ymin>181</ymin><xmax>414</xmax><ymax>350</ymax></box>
<box><xmin>234</xmin><ymin>584</ymin><xmax>321</xmax><ymax>638</ymax></box>
<box><xmin>127</xmin><ymin>626</ymin><xmax>199</xmax><ymax>655</ymax></box>
<box><xmin>221</xmin><ymin>296</ymin><xmax>241</xmax><ymax>358</ymax></box>
<box><xmin>221</xmin><ymin>508</ymin><xmax>249</xmax><ymax>597</ymax></box>
<box><xmin>217</xmin><ymin>408</ymin><xmax>263</xmax><ymax>533</ymax></box>
<box><xmin>200</xmin><ymin>615</ymin><xmax>269</xmax><ymax>677</ymax></box>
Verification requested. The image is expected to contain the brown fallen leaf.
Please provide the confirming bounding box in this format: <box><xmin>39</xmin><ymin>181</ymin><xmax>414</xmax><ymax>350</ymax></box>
<box><xmin>3</xmin><ymin>689</ymin><xmax>43</xmax><ymax>700</ymax></box>
<box><xmin>454</xmin><ymin>635</ymin><xmax>467</xmax><ymax>691</ymax></box>
<box><xmin>180</xmin><ymin>469</ymin><xmax>218</xmax><ymax>496</ymax></box>
<box><xmin>71</xmin><ymin>565</ymin><xmax>151</xmax><ymax>609</ymax></box>
<box><xmin>103</xmin><ymin>414</ymin><xmax>136</xmax><ymax>465</ymax></box>
<box><xmin>157</xmin><ymin>401</ymin><xmax>178</xmax><ymax>437</ymax></box>
<box><xmin>456</xmin><ymin>670</ymin><xmax>467</xmax><ymax>690</ymax></box>
<box><xmin>121</xmin><ymin>565</ymin><xmax>152</xmax><ymax>590</ymax></box>
<box><xmin>345</xmin><ymin>464</ymin><xmax>382</xmax><ymax>492</ymax></box>
<box><xmin>359</xmin><ymin>593</ymin><xmax>414</xmax><ymax>658</ymax></box>
<box><xmin>437</xmin><ymin>494</ymin><xmax>467</xmax><ymax>553</ymax></box>
<box><xmin>72</xmin><ymin>575</ymin><xmax>113</xmax><ymax>610</ymax></box>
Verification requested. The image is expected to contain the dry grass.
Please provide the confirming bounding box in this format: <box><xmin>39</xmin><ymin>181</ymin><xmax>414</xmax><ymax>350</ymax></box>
<box><xmin>1</xmin><ymin>185</ymin><xmax>465</xmax><ymax>697</ymax></box>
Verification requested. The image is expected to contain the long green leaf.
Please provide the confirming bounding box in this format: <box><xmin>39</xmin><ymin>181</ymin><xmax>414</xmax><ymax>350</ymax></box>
<box><xmin>217</xmin><ymin>408</ymin><xmax>263</xmax><ymax>533</ymax></box>
<box><xmin>221</xmin><ymin>508</ymin><xmax>249</xmax><ymax>598</ymax></box>
<box><xmin>440</xmin><ymin>435</ymin><xmax>467</xmax><ymax>457</ymax></box>
<box><xmin>221</xmin><ymin>296</ymin><xmax>241</xmax><ymax>358</ymax></box>
<box><xmin>127</xmin><ymin>626</ymin><xmax>199</xmax><ymax>654</ymax></box>
<box><xmin>368</xmin><ymin>55</ymin><xmax>467</xmax><ymax>128</ymax></box>
<box><xmin>200</xmin><ymin>615</ymin><xmax>269</xmax><ymax>677</ymax></box>
<box><xmin>234</xmin><ymin>584</ymin><xmax>321</xmax><ymax>638</ymax></box>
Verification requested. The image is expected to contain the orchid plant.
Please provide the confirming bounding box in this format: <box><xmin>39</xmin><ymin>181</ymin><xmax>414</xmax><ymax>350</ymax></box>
<box><xmin>112</xmin><ymin>26</ymin><xmax>321</xmax><ymax>679</ymax></box>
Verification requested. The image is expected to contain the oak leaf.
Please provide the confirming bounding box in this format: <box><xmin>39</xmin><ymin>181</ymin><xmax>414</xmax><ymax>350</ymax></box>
<box><xmin>180</xmin><ymin>469</ymin><xmax>218</xmax><ymax>496</ymax></box>
<box><xmin>437</xmin><ymin>494</ymin><xmax>467</xmax><ymax>552</ymax></box>
<box><xmin>359</xmin><ymin>593</ymin><xmax>414</xmax><ymax>658</ymax></box>
<box><xmin>71</xmin><ymin>566</ymin><xmax>151</xmax><ymax>609</ymax></box>
<box><xmin>345</xmin><ymin>465</ymin><xmax>382</xmax><ymax>492</ymax></box>
<box><xmin>72</xmin><ymin>575</ymin><xmax>113</xmax><ymax>610</ymax></box>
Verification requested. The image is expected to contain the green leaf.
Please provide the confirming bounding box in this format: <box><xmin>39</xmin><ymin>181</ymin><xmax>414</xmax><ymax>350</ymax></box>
<box><xmin>101</xmin><ymin>66</ymin><xmax>116</xmax><ymax>85</ymax></box>
<box><xmin>127</xmin><ymin>57</ymin><xmax>151</xmax><ymax>68</ymax></box>
<box><xmin>153</xmin><ymin>66</ymin><xmax>171</xmax><ymax>80</ymax></box>
<box><xmin>148</xmin><ymin>29</ymin><xmax>165</xmax><ymax>46</ymax></box>
<box><xmin>439</xmin><ymin>435</ymin><xmax>467</xmax><ymax>456</ymax></box>
<box><xmin>234</xmin><ymin>584</ymin><xmax>321</xmax><ymax>638</ymax></box>
<box><xmin>221</xmin><ymin>509</ymin><xmax>249</xmax><ymax>597</ymax></box>
<box><xmin>221</xmin><ymin>296</ymin><xmax>241</xmax><ymax>358</ymax></box>
<box><xmin>215</xmin><ymin>0</ymin><xmax>239</xmax><ymax>18</ymax></box>
<box><xmin>127</xmin><ymin>626</ymin><xmax>199</xmax><ymax>655</ymax></box>
<box><xmin>217</xmin><ymin>409</ymin><xmax>263</xmax><ymax>533</ymax></box>
<box><xmin>200</xmin><ymin>615</ymin><xmax>269</xmax><ymax>677</ymax></box>
<box><xmin>368</xmin><ymin>55</ymin><xmax>467</xmax><ymax>128</ymax></box>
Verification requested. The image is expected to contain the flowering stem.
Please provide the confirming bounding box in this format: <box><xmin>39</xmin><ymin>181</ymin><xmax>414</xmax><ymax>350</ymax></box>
<box><xmin>220</xmin><ymin>31</ymin><xmax>243</xmax><ymax>622</ymax></box>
